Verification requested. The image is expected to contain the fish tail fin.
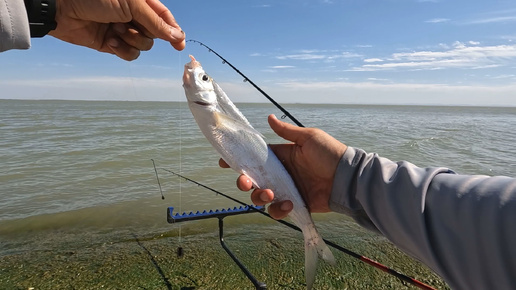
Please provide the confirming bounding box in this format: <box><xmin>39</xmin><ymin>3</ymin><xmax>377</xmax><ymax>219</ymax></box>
<box><xmin>303</xmin><ymin>229</ymin><xmax>336</xmax><ymax>289</ymax></box>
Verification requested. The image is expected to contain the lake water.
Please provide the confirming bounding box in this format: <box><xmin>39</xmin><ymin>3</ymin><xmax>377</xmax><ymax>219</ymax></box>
<box><xmin>1</xmin><ymin>100</ymin><xmax>515</xmax><ymax>243</ymax></box>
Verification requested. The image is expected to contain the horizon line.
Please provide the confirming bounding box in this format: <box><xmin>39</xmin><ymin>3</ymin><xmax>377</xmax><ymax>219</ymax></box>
<box><xmin>1</xmin><ymin>98</ymin><xmax>515</xmax><ymax>108</ymax></box>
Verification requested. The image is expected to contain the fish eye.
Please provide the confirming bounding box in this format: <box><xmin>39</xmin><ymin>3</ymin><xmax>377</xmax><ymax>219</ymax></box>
<box><xmin>202</xmin><ymin>74</ymin><xmax>209</xmax><ymax>81</ymax></box>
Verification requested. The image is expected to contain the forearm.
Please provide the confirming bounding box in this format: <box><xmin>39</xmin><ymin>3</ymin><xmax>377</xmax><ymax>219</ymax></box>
<box><xmin>329</xmin><ymin>146</ymin><xmax>516</xmax><ymax>289</ymax></box>
<box><xmin>0</xmin><ymin>0</ymin><xmax>30</xmax><ymax>51</ymax></box>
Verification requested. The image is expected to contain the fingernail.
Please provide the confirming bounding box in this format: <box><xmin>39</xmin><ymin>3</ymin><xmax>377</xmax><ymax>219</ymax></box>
<box><xmin>170</xmin><ymin>27</ymin><xmax>184</xmax><ymax>39</ymax></box>
<box><xmin>260</xmin><ymin>191</ymin><xmax>269</xmax><ymax>202</ymax></box>
<box><xmin>107</xmin><ymin>38</ymin><xmax>119</xmax><ymax>48</ymax></box>
<box><xmin>280</xmin><ymin>202</ymin><xmax>293</xmax><ymax>211</ymax></box>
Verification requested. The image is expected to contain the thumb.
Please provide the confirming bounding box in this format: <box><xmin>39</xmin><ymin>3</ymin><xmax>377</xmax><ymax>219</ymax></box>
<box><xmin>268</xmin><ymin>114</ymin><xmax>312</xmax><ymax>145</ymax></box>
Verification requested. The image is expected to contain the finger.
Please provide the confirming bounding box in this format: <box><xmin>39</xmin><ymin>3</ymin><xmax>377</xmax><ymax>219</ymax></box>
<box><xmin>101</xmin><ymin>25</ymin><xmax>141</xmax><ymax>61</ymax></box>
<box><xmin>132</xmin><ymin>20</ymin><xmax>185</xmax><ymax>51</ymax></box>
<box><xmin>144</xmin><ymin>0</ymin><xmax>186</xmax><ymax>50</ymax></box>
<box><xmin>268</xmin><ymin>114</ymin><xmax>312</xmax><ymax>145</ymax></box>
<box><xmin>170</xmin><ymin>36</ymin><xmax>186</xmax><ymax>51</ymax></box>
<box><xmin>113</xmin><ymin>23</ymin><xmax>153</xmax><ymax>51</ymax></box>
<box><xmin>250</xmin><ymin>189</ymin><xmax>274</xmax><ymax>205</ymax></box>
<box><xmin>131</xmin><ymin>20</ymin><xmax>185</xmax><ymax>51</ymax></box>
<box><xmin>106</xmin><ymin>36</ymin><xmax>141</xmax><ymax>61</ymax></box>
<box><xmin>146</xmin><ymin>0</ymin><xmax>181</xmax><ymax>28</ymax></box>
<box><xmin>267</xmin><ymin>200</ymin><xmax>293</xmax><ymax>220</ymax></box>
<box><xmin>131</xmin><ymin>0</ymin><xmax>185</xmax><ymax>50</ymax></box>
<box><xmin>236</xmin><ymin>175</ymin><xmax>254</xmax><ymax>191</ymax></box>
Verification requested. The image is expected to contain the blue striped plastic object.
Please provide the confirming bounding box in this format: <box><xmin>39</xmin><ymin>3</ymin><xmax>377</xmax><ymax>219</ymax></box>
<box><xmin>167</xmin><ymin>205</ymin><xmax>264</xmax><ymax>223</ymax></box>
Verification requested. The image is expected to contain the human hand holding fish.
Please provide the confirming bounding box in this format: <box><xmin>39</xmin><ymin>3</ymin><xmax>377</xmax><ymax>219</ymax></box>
<box><xmin>219</xmin><ymin>114</ymin><xmax>348</xmax><ymax>219</ymax></box>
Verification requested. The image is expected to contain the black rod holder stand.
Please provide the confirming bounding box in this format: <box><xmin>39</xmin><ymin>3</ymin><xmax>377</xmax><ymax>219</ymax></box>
<box><xmin>218</xmin><ymin>217</ymin><xmax>267</xmax><ymax>290</ymax></box>
<box><xmin>168</xmin><ymin>205</ymin><xmax>267</xmax><ymax>289</ymax></box>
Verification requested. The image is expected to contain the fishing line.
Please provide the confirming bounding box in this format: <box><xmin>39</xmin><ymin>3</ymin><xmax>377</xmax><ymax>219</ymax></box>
<box><xmin>187</xmin><ymin>39</ymin><xmax>304</xmax><ymax>128</ymax></box>
<box><xmin>177</xmin><ymin>52</ymin><xmax>184</xmax><ymax>256</ymax></box>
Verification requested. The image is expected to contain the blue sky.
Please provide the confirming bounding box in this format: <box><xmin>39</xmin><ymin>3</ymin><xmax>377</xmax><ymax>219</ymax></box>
<box><xmin>1</xmin><ymin>0</ymin><xmax>516</xmax><ymax>106</ymax></box>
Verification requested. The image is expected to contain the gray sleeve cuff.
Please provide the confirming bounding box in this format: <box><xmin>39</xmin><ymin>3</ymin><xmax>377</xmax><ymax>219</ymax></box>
<box><xmin>328</xmin><ymin>146</ymin><xmax>380</xmax><ymax>232</ymax></box>
<box><xmin>1</xmin><ymin>0</ymin><xmax>31</xmax><ymax>52</ymax></box>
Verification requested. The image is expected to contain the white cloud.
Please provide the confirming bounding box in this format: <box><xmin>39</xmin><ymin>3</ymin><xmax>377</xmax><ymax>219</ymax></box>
<box><xmin>425</xmin><ymin>18</ymin><xmax>450</xmax><ymax>23</ymax></box>
<box><xmin>364</xmin><ymin>58</ymin><xmax>383</xmax><ymax>63</ymax></box>
<box><xmin>352</xmin><ymin>42</ymin><xmax>516</xmax><ymax>71</ymax></box>
<box><xmin>297</xmin><ymin>49</ymin><xmax>322</xmax><ymax>54</ymax></box>
<box><xmin>438</xmin><ymin>43</ymin><xmax>450</xmax><ymax>49</ymax></box>
<box><xmin>490</xmin><ymin>74</ymin><xmax>516</xmax><ymax>80</ymax></box>
<box><xmin>275</xmin><ymin>50</ymin><xmax>362</xmax><ymax>62</ymax></box>
<box><xmin>460</xmin><ymin>9</ymin><xmax>516</xmax><ymax>25</ymax></box>
<box><xmin>276</xmin><ymin>54</ymin><xmax>326</xmax><ymax>60</ymax></box>
<box><xmin>464</xmin><ymin>16</ymin><xmax>516</xmax><ymax>25</ymax></box>
<box><xmin>269</xmin><ymin>66</ymin><xmax>295</xmax><ymax>69</ymax></box>
<box><xmin>471</xmin><ymin>64</ymin><xmax>501</xmax><ymax>70</ymax></box>
<box><xmin>367</xmin><ymin>78</ymin><xmax>389</xmax><ymax>82</ymax></box>
<box><xmin>327</xmin><ymin>52</ymin><xmax>363</xmax><ymax>60</ymax></box>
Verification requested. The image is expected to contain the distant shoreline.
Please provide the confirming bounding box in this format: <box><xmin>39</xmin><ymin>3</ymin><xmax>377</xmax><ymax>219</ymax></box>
<box><xmin>1</xmin><ymin>98</ymin><xmax>515</xmax><ymax>108</ymax></box>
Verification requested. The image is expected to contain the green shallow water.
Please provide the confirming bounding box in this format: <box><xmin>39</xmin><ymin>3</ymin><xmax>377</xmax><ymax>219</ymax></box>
<box><xmin>0</xmin><ymin>217</ymin><xmax>448</xmax><ymax>289</ymax></box>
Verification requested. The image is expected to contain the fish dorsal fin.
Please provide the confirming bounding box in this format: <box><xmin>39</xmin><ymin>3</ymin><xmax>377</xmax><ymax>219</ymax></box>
<box><xmin>212</xmin><ymin>80</ymin><xmax>253</xmax><ymax>127</ymax></box>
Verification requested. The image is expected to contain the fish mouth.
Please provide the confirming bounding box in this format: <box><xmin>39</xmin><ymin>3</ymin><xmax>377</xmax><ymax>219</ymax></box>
<box><xmin>186</xmin><ymin>55</ymin><xmax>201</xmax><ymax>69</ymax></box>
<box><xmin>183</xmin><ymin>55</ymin><xmax>201</xmax><ymax>86</ymax></box>
<box><xmin>193</xmin><ymin>100</ymin><xmax>210</xmax><ymax>106</ymax></box>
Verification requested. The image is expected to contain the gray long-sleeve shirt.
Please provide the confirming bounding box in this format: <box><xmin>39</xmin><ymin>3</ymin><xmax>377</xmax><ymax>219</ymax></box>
<box><xmin>0</xmin><ymin>0</ymin><xmax>30</xmax><ymax>51</ymax></box>
<box><xmin>329</xmin><ymin>146</ymin><xmax>516</xmax><ymax>289</ymax></box>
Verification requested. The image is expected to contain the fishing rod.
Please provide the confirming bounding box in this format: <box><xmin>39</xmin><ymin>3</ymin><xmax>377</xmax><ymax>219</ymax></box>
<box><xmin>151</xmin><ymin>159</ymin><xmax>165</xmax><ymax>200</ymax></box>
<box><xmin>187</xmin><ymin>39</ymin><xmax>304</xmax><ymax>128</ymax></box>
<box><xmin>161</xmin><ymin>168</ymin><xmax>436</xmax><ymax>290</ymax></box>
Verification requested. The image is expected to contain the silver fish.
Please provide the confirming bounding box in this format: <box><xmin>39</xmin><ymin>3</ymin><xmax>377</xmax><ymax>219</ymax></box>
<box><xmin>182</xmin><ymin>55</ymin><xmax>335</xmax><ymax>289</ymax></box>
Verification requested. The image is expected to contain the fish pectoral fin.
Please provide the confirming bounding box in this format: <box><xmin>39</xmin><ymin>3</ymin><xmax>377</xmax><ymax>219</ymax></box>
<box><xmin>214</xmin><ymin>111</ymin><xmax>265</xmax><ymax>138</ymax></box>
<box><xmin>213</xmin><ymin>81</ymin><xmax>253</xmax><ymax>127</ymax></box>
